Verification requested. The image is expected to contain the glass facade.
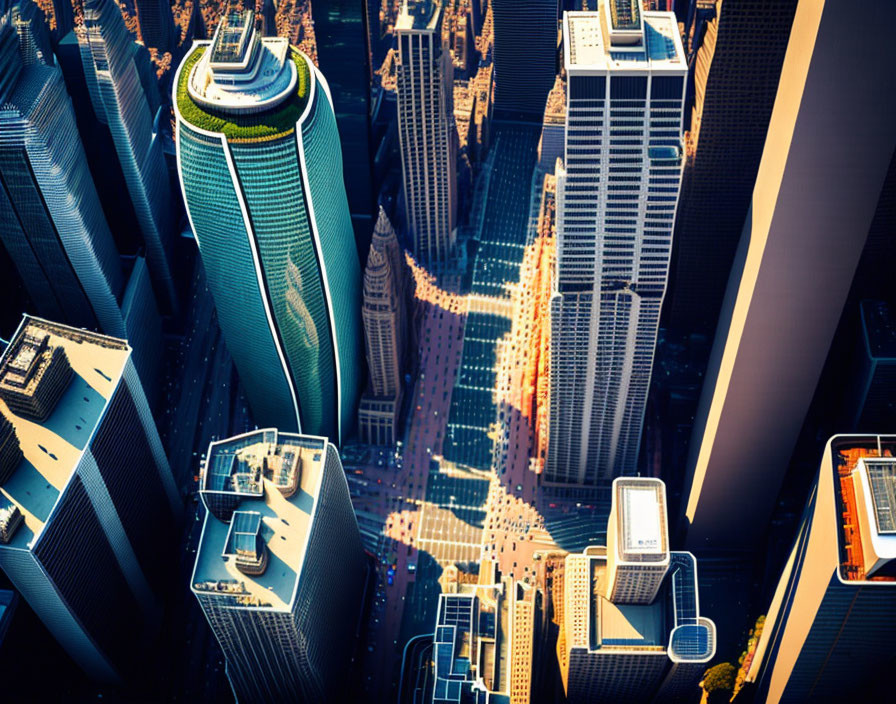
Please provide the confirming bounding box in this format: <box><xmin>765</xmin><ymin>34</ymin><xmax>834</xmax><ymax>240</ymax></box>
<box><xmin>176</xmin><ymin>45</ymin><xmax>361</xmax><ymax>443</ymax></box>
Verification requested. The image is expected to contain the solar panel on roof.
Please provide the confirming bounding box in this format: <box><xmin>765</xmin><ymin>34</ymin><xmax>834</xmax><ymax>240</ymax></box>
<box><xmin>866</xmin><ymin>460</ymin><xmax>896</xmax><ymax>534</ymax></box>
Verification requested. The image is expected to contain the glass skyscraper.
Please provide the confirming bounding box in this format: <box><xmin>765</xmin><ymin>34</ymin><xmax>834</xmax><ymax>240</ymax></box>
<box><xmin>0</xmin><ymin>19</ymin><xmax>125</xmax><ymax>337</ymax></box>
<box><xmin>546</xmin><ymin>4</ymin><xmax>686</xmax><ymax>493</ymax></box>
<box><xmin>174</xmin><ymin>11</ymin><xmax>362</xmax><ymax>443</ymax></box>
<box><xmin>0</xmin><ymin>316</ymin><xmax>180</xmax><ymax>683</ymax></box>
<box><xmin>80</xmin><ymin>0</ymin><xmax>178</xmax><ymax>312</ymax></box>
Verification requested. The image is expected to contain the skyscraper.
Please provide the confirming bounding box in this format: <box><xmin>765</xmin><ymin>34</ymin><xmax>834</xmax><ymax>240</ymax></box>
<box><xmin>559</xmin><ymin>479</ymin><xmax>715</xmax><ymax>703</ymax></box>
<box><xmin>545</xmin><ymin>5</ymin><xmax>686</xmax><ymax>492</ymax></box>
<box><xmin>359</xmin><ymin>208</ymin><xmax>410</xmax><ymax>446</ymax></box>
<box><xmin>0</xmin><ymin>18</ymin><xmax>125</xmax><ymax>337</ymax></box>
<box><xmin>491</xmin><ymin>0</ymin><xmax>557</xmax><ymax>121</ymax></box>
<box><xmin>665</xmin><ymin>0</ymin><xmax>797</xmax><ymax>339</ymax></box>
<box><xmin>80</xmin><ymin>0</ymin><xmax>178</xmax><ymax>312</ymax></box>
<box><xmin>605</xmin><ymin>477</ymin><xmax>669</xmax><ymax>605</ymax></box>
<box><xmin>310</xmin><ymin>0</ymin><xmax>376</xmax><ymax>265</ymax></box>
<box><xmin>750</xmin><ymin>436</ymin><xmax>896</xmax><ymax>703</ymax></box>
<box><xmin>0</xmin><ymin>316</ymin><xmax>180</xmax><ymax>683</ymax></box>
<box><xmin>174</xmin><ymin>10</ymin><xmax>362</xmax><ymax>443</ymax></box>
<box><xmin>133</xmin><ymin>0</ymin><xmax>178</xmax><ymax>54</ymax></box>
<box><xmin>192</xmin><ymin>429</ymin><xmax>365</xmax><ymax>703</ymax></box>
<box><xmin>681</xmin><ymin>0</ymin><xmax>896</xmax><ymax>552</ymax></box>
<box><xmin>396</xmin><ymin>0</ymin><xmax>457</xmax><ymax>266</ymax></box>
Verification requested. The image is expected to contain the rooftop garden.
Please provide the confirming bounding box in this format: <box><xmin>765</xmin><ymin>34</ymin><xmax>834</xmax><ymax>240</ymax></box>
<box><xmin>176</xmin><ymin>45</ymin><xmax>311</xmax><ymax>142</ymax></box>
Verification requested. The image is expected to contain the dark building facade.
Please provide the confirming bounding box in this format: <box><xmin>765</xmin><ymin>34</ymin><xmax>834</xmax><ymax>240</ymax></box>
<box><xmin>664</xmin><ymin>0</ymin><xmax>797</xmax><ymax>338</ymax></box>
<box><xmin>492</xmin><ymin>0</ymin><xmax>558</xmax><ymax>122</ymax></box>
<box><xmin>311</xmin><ymin>0</ymin><xmax>376</xmax><ymax>266</ymax></box>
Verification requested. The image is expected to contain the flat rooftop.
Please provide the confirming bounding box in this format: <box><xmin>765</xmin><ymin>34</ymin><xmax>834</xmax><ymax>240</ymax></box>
<box><xmin>591</xmin><ymin>559</ymin><xmax>664</xmax><ymax>649</ymax></box>
<box><xmin>565</xmin><ymin>9</ymin><xmax>685</xmax><ymax>72</ymax></box>
<box><xmin>617</xmin><ymin>480</ymin><xmax>666</xmax><ymax>556</ymax></box>
<box><xmin>396</xmin><ymin>0</ymin><xmax>441</xmax><ymax>32</ymax></box>
<box><xmin>832</xmin><ymin>440</ymin><xmax>896</xmax><ymax>582</ymax></box>
<box><xmin>0</xmin><ymin>317</ymin><xmax>129</xmax><ymax>550</ymax></box>
<box><xmin>192</xmin><ymin>430</ymin><xmax>328</xmax><ymax>610</ymax></box>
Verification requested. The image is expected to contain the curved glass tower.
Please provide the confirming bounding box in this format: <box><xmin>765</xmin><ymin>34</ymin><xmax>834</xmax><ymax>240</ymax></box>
<box><xmin>174</xmin><ymin>11</ymin><xmax>362</xmax><ymax>443</ymax></box>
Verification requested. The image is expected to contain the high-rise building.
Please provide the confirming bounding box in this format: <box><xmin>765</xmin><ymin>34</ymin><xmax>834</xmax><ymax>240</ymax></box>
<box><xmin>665</xmin><ymin>0</ymin><xmax>797</xmax><ymax>339</ymax></box>
<box><xmin>559</xmin><ymin>480</ymin><xmax>715</xmax><ymax>703</ymax></box>
<box><xmin>681</xmin><ymin>0</ymin><xmax>896</xmax><ymax>552</ymax></box>
<box><xmin>605</xmin><ymin>478</ymin><xmax>669</xmax><ymax>605</ymax></box>
<box><xmin>396</xmin><ymin>0</ymin><xmax>457</xmax><ymax>266</ymax></box>
<box><xmin>80</xmin><ymin>0</ymin><xmax>178</xmax><ymax>312</ymax></box>
<box><xmin>133</xmin><ymin>0</ymin><xmax>177</xmax><ymax>54</ymax></box>
<box><xmin>417</xmin><ymin>561</ymin><xmax>535</xmax><ymax>703</ymax></box>
<box><xmin>545</xmin><ymin>5</ymin><xmax>686</xmax><ymax>492</ymax></box>
<box><xmin>749</xmin><ymin>436</ymin><xmax>896</xmax><ymax>703</ymax></box>
<box><xmin>0</xmin><ymin>316</ymin><xmax>180</xmax><ymax>683</ymax></box>
<box><xmin>192</xmin><ymin>428</ymin><xmax>365</xmax><ymax>703</ymax></box>
<box><xmin>359</xmin><ymin>208</ymin><xmax>410</xmax><ymax>446</ymax></box>
<box><xmin>491</xmin><ymin>0</ymin><xmax>557</xmax><ymax>121</ymax></box>
<box><xmin>0</xmin><ymin>19</ymin><xmax>125</xmax><ymax>337</ymax></box>
<box><xmin>310</xmin><ymin>0</ymin><xmax>376</xmax><ymax>266</ymax></box>
<box><xmin>174</xmin><ymin>11</ymin><xmax>363</xmax><ymax>443</ymax></box>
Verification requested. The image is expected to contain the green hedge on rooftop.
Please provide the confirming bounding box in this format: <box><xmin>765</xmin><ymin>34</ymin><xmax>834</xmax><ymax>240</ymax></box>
<box><xmin>177</xmin><ymin>46</ymin><xmax>311</xmax><ymax>141</ymax></box>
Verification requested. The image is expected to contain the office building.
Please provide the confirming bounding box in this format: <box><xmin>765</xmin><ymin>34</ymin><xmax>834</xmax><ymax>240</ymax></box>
<box><xmin>545</xmin><ymin>5</ymin><xmax>687</xmax><ymax>491</ymax></box>
<box><xmin>0</xmin><ymin>20</ymin><xmax>125</xmax><ymax>337</ymax></box>
<box><xmin>133</xmin><ymin>0</ymin><xmax>177</xmax><ymax>54</ymax></box>
<box><xmin>420</xmin><ymin>561</ymin><xmax>534</xmax><ymax>703</ymax></box>
<box><xmin>681</xmin><ymin>0</ymin><xmax>896</xmax><ymax>551</ymax></box>
<box><xmin>310</xmin><ymin>0</ymin><xmax>376</xmax><ymax>265</ymax></box>
<box><xmin>491</xmin><ymin>0</ymin><xmax>557</xmax><ymax>121</ymax></box>
<box><xmin>396</xmin><ymin>0</ymin><xmax>457</xmax><ymax>266</ymax></box>
<box><xmin>80</xmin><ymin>0</ymin><xmax>178</xmax><ymax>312</ymax></box>
<box><xmin>605</xmin><ymin>478</ymin><xmax>670</xmax><ymax>605</ymax></box>
<box><xmin>192</xmin><ymin>429</ymin><xmax>365</xmax><ymax>703</ymax></box>
<box><xmin>749</xmin><ymin>436</ymin><xmax>896</xmax><ymax>703</ymax></box>
<box><xmin>359</xmin><ymin>208</ymin><xmax>410</xmax><ymax>446</ymax></box>
<box><xmin>0</xmin><ymin>316</ymin><xmax>180</xmax><ymax>683</ymax></box>
<box><xmin>665</xmin><ymin>0</ymin><xmax>797</xmax><ymax>339</ymax></box>
<box><xmin>559</xmin><ymin>480</ymin><xmax>715</xmax><ymax>704</ymax></box>
<box><xmin>174</xmin><ymin>11</ymin><xmax>362</xmax><ymax>443</ymax></box>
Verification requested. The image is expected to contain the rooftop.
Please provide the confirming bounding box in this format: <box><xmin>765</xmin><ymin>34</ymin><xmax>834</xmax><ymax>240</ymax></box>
<box><xmin>612</xmin><ymin>478</ymin><xmax>668</xmax><ymax>562</ymax></box>
<box><xmin>564</xmin><ymin>8</ymin><xmax>685</xmax><ymax>72</ymax></box>
<box><xmin>396</xmin><ymin>0</ymin><xmax>441</xmax><ymax>32</ymax></box>
<box><xmin>175</xmin><ymin>19</ymin><xmax>311</xmax><ymax>141</ymax></box>
<box><xmin>568</xmin><ymin>551</ymin><xmax>715</xmax><ymax>662</ymax></box>
<box><xmin>832</xmin><ymin>440</ymin><xmax>896</xmax><ymax>582</ymax></box>
<box><xmin>192</xmin><ymin>430</ymin><xmax>328</xmax><ymax>610</ymax></box>
<box><xmin>0</xmin><ymin>317</ymin><xmax>130</xmax><ymax>550</ymax></box>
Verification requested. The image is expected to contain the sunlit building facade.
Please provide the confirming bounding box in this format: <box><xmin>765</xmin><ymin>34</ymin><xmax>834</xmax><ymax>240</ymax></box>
<box><xmin>396</xmin><ymin>0</ymin><xmax>457</xmax><ymax>266</ymax></box>
<box><xmin>174</xmin><ymin>11</ymin><xmax>362</xmax><ymax>443</ymax></box>
<box><xmin>546</xmin><ymin>4</ymin><xmax>686</xmax><ymax>490</ymax></box>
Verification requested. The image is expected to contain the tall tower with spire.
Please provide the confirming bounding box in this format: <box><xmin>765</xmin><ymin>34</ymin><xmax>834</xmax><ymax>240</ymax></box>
<box><xmin>358</xmin><ymin>208</ymin><xmax>412</xmax><ymax>446</ymax></box>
